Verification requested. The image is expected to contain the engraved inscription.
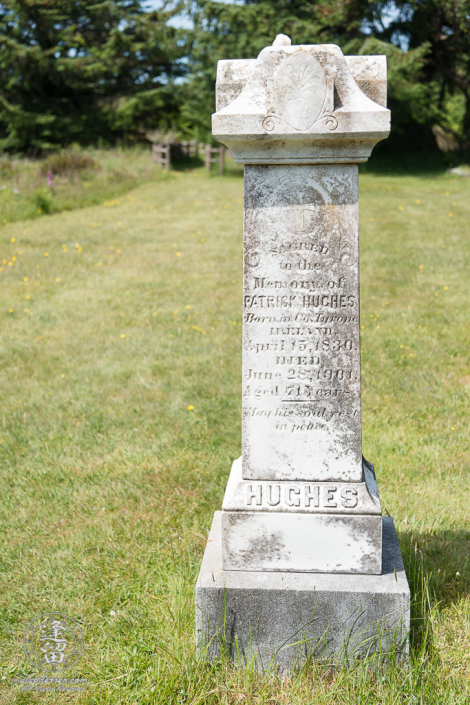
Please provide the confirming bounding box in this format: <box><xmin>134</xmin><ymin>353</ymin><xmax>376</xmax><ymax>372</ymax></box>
<box><xmin>243</xmin><ymin>164</ymin><xmax>362</xmax><ymax>481</ymax></box>
<box><xmin>245</xmin><ymin>483</ymin><xmax>359</xmax><ymax>509</ymax></box>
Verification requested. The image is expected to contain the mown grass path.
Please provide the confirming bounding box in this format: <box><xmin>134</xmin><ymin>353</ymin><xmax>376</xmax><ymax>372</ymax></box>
<box><xmin>0</xmin><ymin>166</ymin><xmax>469</xmax><ymax>703</ymax></box>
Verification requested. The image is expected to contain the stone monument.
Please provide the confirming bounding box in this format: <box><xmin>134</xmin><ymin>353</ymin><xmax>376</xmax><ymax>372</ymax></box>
<box><xmin>196</xmin><ymin>36</ymin><xmax>410</xmax><ymax>669</ymax></box>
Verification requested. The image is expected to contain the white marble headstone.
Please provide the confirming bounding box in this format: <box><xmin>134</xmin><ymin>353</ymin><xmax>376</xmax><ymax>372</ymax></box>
<box><xmin>213</xmin><ymin>40</ymin><xmax>390</xmax><ymax>574</ymax></box>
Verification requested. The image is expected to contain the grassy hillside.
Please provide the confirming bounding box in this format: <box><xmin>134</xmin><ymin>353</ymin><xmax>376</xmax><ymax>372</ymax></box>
<box><xmin>0</xmin><ymin>162</ymin><xmax>468</xmax><ymax>703</ymax></box>
<box><xmin>0</xmin><ymin>147</ymin><xmax>232</xmax><ymax>225</ymax></box>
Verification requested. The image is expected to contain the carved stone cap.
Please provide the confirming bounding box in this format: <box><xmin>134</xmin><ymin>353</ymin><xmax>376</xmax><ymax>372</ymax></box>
<box><xmin>212</xmin><ymin>44</ymin><xmax>390</xmax><ymax>165</ymax></box>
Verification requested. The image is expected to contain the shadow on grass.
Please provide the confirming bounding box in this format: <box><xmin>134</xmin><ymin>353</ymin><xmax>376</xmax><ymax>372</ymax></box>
<box><xmin>171</xmin><ymin>149</ymin><xmax>469</xmax><ymax>180</ymax></box>
<box><xmin>170</xmin><ymin>153</ymin><xmax>244</xmax><ymax>177</ymax></box>
<box><xmin>359</xmin><ymin>149</ymin><xmax>468</xmax><ymax>176</ymax></box>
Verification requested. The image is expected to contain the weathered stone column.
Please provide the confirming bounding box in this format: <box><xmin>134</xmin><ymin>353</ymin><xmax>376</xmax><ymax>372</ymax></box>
<box><xmin>196</xmin><ymin>37</ymin><xmax>410</xmax><ymax>668</ymax></box>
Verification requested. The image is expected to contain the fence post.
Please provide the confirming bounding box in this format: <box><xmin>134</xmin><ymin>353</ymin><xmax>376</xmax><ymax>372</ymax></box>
<box><xmin>205</xmin><ymin>144</ymin><xmax>211</xmax><ymax>172</ymax></box>
<box><xmin>219</xmin><ymin>145</ymin><xmax>225</xmax><ymax>176</ymax></box>
<box><xmin>164</xmin><ymin>144</ymin><xmax>170</xmax><ymax>173</ymax></box>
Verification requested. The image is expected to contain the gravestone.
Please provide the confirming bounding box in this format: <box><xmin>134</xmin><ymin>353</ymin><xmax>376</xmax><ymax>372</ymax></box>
<box><xmin>196</xmin><ymin>36</ymin><xmax>410</xmax><ymax>669</ymax></box>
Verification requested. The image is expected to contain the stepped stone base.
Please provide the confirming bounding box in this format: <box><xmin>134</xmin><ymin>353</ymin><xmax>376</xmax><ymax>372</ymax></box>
<box><xmin>196</xmin><ymin>512</ymin><xmax>410</xmax><ymax>670</ymax></box>
<box><xmin>221</xmin><ymin>457</ymin><xmax>383</xmax><ymax>574</ymax></box>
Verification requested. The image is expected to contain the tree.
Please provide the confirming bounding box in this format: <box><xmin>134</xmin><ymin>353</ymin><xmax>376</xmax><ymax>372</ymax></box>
<box><xmin>376</xmin><ymin>0</ymin><xmax>470</xmax><ymax>150</ymax></box>
<box><xmin>183</xmin><ymin>0</ymin><xmax>466</xmax><ymax>154</ymax></box>
<box><xmin>0</xmin><ymin>0</ymin><xmax>187</xmax><ymax>153</ymax></box>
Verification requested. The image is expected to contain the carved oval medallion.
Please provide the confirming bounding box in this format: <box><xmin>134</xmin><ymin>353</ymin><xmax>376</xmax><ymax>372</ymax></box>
<box><xmin>273</xmin><ymin>52</ymin><xmax>327</xmax><ymax>131</ymax></box>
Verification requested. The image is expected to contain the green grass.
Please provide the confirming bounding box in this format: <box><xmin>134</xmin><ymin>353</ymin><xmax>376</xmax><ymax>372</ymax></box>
<box><xmin>0</xmin><ymin>157</ymin><xmax>469</xmax><ymax>703</ymax></box>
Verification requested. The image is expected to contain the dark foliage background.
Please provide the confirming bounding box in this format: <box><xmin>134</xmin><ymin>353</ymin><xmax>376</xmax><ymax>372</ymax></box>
<box><xmin>0</xmin><ymin>0</ymin><xmax>469</xmax><ymax>155</ymax></box>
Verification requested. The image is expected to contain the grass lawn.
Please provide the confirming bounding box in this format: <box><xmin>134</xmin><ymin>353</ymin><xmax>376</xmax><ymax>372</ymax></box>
<box><xmin>0</xmin><ymin>157</ymin><xmax>469</xmax><ymax>703</ymax></box>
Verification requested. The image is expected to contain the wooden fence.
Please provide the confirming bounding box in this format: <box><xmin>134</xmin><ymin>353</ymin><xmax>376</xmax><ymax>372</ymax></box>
<box><xmin>152</xmin><ymin>143</ymin><xmax>171</xmax><ymax>172</ymax></box>
<box><xmin>178</xmin><ymin>141</ymin><xmax>199</xmax><ymax>158</ymax></box>
<box><xmin>205</xmin><ymin>144</ymin><xmax>225</xmax><ymax>175</ymax></box>
<box><xmin>152</xmin><ymin>141</ymin><xmax>199</xmax><ymax>172</ymax></box>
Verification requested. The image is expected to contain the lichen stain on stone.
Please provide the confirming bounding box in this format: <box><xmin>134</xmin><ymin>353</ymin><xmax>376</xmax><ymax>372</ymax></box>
<box><xmin>229</xmin><ymin>515</ymin><xmax>288</xmax><ymax>566</ymax></box>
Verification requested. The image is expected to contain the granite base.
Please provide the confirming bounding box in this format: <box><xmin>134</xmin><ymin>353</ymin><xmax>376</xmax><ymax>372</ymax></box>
<box><xmin>196</xmin><ymin>512</ymin><xmax>410</xmax><ymax>670</ymax></box>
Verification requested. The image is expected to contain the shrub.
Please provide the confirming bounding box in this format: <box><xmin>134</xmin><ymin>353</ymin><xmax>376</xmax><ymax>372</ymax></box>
<box><xmin>39</xmin><ymin>153</ymin><xmax>99</xmax><ymax>177</ymax></box>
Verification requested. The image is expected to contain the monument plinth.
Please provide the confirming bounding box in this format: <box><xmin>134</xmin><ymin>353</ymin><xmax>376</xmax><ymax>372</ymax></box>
<box><xmin>196</xmin><ymin>37</ymin><xmax>410</xmax><ymax>668</ymax></box>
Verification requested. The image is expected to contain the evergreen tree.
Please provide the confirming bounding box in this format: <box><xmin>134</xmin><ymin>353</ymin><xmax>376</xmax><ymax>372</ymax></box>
<box><xmin>379</xmin><ymin>0</ymin><xmax>470</xmax><ymax>150</ymax></box>
<box><xmin>0</xmin><ymin>0</ymin><xmax>187</xmax><ymax>152</ymax></box>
